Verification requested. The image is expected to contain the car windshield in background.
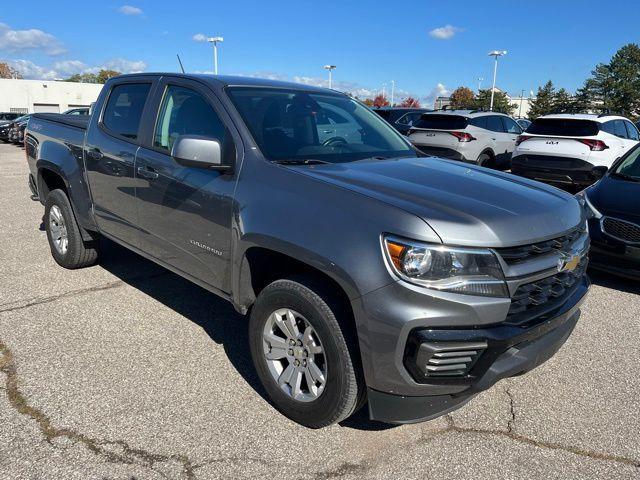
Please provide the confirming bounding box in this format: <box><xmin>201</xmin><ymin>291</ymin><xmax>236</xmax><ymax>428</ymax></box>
<box><xmin>227</xmin><ymin>87</ymin><xmax>415</xmax><ymax>163</ymax></box>
<box><xmin>526</xmin><ymin>118</ymin><xmax>599</xmax><ymax>137</ymax></box>
<box><xmin>614</xmin><ymin>145</ymin><xmax>640</xmax><ymax>180</ymax></box>
<box><xmin>413</xmin><ymin>114</ymin><xmax>468</xmax><ymax>130</ymax></box>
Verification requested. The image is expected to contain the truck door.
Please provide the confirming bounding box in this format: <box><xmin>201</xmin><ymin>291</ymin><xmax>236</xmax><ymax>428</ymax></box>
<box><xmin>134</xmin><ymin>78</ymin><xmax>239</xmax><ymax>293</ymax></box>
<box><xmin>84</xmin><ymin>79</ymin><xmax>155</xmax><ymax>247</ymax></box>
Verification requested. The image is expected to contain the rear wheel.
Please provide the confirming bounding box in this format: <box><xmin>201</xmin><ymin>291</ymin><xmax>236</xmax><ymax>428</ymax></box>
<box><xmin>477</xmin><ymin>152</ymin><xmax>494</xmax><ymax>169</ymax></box>
<box><xmin>44</xmin><ymin>189</ymin><xmax>99</xmax><ymax>269</ymax></box>
<box><xmin>249</xmin><ymin>277</ymin><xmax>364</xmax><ymax>428</ymax></box>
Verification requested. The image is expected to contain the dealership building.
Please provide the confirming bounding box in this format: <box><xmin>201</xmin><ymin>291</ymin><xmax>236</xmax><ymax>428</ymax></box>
<box><xmin>0</xmin><ymin>78</ymin><xmax>103</xmax><ymax>114</ymax></box>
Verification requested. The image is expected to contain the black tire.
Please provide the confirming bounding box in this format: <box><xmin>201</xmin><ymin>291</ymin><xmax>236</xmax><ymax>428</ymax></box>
<box><xmin>477</xmin><ymin>152</ymin><xmax>494</xmax><ymax>169</ymax></box>
<box><xmin>249</xmin><ymin>276</ymin><xmax>364</xmax><ymax>428</ymax></box>
<box><xmin>44</xmin><ymin>189</ymin><xmax>99</xmax><ymax>269</ymax></box>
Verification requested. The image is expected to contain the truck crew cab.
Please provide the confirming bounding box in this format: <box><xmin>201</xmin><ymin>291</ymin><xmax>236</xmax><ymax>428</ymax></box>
<box><xmin>25</xmin><ymin>74</ymin><xmax>589</xmax><ymax>428</ymax></box>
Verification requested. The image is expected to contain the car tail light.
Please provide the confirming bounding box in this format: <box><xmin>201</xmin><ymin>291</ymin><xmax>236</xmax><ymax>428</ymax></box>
<box><xmin>515</xmin><ymin>135</ymin><xmax>532</xmax><ymax>146</ymax></box>
<box><xmin>577</xmin><ymin>139</ymin><xmax>608</xmax><ymax>151</ymax></box>
<box><xmin>448</xmin><ymin>131</ymin><xmax>475</xmax><ymax>142</ymax></box>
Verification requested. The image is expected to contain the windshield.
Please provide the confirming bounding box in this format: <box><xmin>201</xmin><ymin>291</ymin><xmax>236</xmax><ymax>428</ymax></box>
<box><xmin>527</xmin><ymin>118</ymin><xmax>599</xmax><ymax>137</ymax></box>
<box><xmin>614</xmin><ymin>145</ymin><xmax>640</xmax><ymax>180</ymax></box>
<box><xmin>227</xmin><ymin>87</ymin><xmax>415</xmax><ymax>163</ymax></box>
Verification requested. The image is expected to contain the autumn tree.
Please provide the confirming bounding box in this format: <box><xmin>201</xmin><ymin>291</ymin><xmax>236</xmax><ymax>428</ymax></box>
<box><xmin>0</xmin><ymin>62</ymin><xmax>22</xmax><ymax>79</ymax></box>
<box><xmin>449</xmin><ymin>87</ymin><xmax>475</xmax><ymax>109</ymax></box>
<box><xmin>372</xmin><ymin>94</ymin><xmax>390</xmax><ymax>107</ymax></box>
<box><xmin>362</xmin><ymin>98</ymin><xmax>375</xmax><ymax>107</ymax></box>
<box><xmin>96</xmin><ymin>69</ymin><xmax>121</xmax><ymax>83</ymax></box>
<box><xmin>399</xmin><ymin>97</ymin><xmax>421</xmax><ymax>108</ymax></box>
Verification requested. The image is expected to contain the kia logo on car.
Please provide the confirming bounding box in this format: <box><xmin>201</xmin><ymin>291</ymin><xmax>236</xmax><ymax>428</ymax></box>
<box><xmin>546</xmin><ymin>140</ymin><xmax>559</xmax><ymax>145</ymax></box>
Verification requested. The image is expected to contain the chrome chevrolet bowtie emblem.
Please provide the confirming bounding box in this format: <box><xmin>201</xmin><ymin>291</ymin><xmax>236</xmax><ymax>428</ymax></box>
<box><xmin>558</xmin><ymin>252</ymin><xmax>581</xmax><ymax>273</ymax></box>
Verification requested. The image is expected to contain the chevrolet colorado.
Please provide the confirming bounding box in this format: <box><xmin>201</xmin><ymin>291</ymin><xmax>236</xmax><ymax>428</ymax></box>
<box><xmin>25</xmin><ymin>74</ymin><xmax>590</xmax><ymax>428</ymax></box>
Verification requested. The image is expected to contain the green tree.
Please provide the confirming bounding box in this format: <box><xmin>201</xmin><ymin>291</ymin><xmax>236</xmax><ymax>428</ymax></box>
<box><xmin>65</xmin><ymin>69</ymin><xmax>121</xmax><ymax>84</ymax></box>
<box><xmin>473</xmin><ymin>89</ymin><xmax>516</xmax><ymax>114</ymax></box>
<box><xmin>528</xmin><ymin>81</ymin><xmax>557</xmax><ymax>119</ymax></box>
<box><xmin>583</xmin><ymin>44</ymin><xmax>640</xmax><ymax>117</ymax></box>
<box><xmin>449</xmin><ymin>86</ymin><xmax>475</xmax><ymax>109</ymax></box>
<box><xmin>553</xmin><ymin>88</ymin><xmax>573</xmax><ymax>114</ymax></box>
<box><xmin>571</xmin><ymin>84</ymin><xmax>593</xmax><ymax>112</ymax></box>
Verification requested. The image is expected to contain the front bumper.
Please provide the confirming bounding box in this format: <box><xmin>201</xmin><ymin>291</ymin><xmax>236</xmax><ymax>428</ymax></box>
<box><xmin>355</xmin><ymin>273</ymin><xmax>588</xmax><ymax>424</ymax></box>
<box><xmin>588</xmin><ymin>218</ymin><xmax>640</xmax><ymax>280</ymax></box>
<box><xmin>511</xmin><ymin>155</ymin><xmax>600</xmax><ymax>187</ymax></box>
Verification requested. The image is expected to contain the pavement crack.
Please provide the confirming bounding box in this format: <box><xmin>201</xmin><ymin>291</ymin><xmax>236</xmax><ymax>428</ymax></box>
<box><xmin>439</xmin><ymin>414</ymin><xmax>640</xmax><ymax>468</ymax></box>
<box><xmin>0</xmin><ymin>338</ymin><xmax>197</xmax><ymax>479</ymax></box>
<box><xmin>505</xmin><ymin>387</ymin><xmax>516</xmax><ymax>433</ymax></box>
<box><xmin>0</xmin><ymin>272</ymin><xmax>169</xmax><ymax>313</ymax></box>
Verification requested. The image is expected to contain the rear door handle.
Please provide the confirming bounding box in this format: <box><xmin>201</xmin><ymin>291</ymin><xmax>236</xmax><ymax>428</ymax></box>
<box><xmin>137</xmin><ymin>166</ymin><xmax>159</xmax><ymax>180</ymax></box>
<box><xmin>86</xmin><ymin>148</ymin><xmax>103</xmax><ymax>160</ymax></box>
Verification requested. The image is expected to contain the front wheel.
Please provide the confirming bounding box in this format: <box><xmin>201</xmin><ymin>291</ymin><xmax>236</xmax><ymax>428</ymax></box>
<box><xmin>249</xmin><ymin>277</ymin><xmax>364</xmax><ymax>428</ymax></box>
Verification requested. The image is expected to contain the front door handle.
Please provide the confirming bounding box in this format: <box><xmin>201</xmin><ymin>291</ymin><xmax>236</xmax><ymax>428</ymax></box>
<box><xmin>137</xmin><ymin>166</ymin><xmax>159</xmax><ymax>180</ymax></box>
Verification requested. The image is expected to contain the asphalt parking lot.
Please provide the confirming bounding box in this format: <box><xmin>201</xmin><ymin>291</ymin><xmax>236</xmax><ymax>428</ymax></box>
<box><xmin>0</xmin><ymin>142</ymin><xmax>639</xmax><ymax>480</ymax></box>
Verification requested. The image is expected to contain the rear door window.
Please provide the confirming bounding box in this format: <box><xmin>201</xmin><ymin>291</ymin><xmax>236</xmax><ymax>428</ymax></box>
<box><xmin>469</xmin><ymin>116</ymin><xmax>488</xmax><ymax>129</ymax></box>
<box><xmin>414</xmin><ymin>114</ymin><xmax>468</xmax><ymax>130</ymax></box>
<box><xmin>486</xmin><ymin>115</ymin><xmax>505</xmax><ymax>132</ymax></box>
<box><xmin>527</xmin><ymin>118</ymin><xmax>600</xmax><ymax>137</ymax></box>
<box><xmin>102</xmin><ymin>83</ymin><xmax>151</xmax><ymax>140</ymax></box>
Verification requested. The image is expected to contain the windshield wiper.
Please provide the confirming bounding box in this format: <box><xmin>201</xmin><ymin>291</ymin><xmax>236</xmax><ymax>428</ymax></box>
<box><xmin>273</xmin><ymin>159</ymin><xmax>332</xmax><ymax>165</ymax></box>
<box><xmin>611</xmin><ymin>171</ymin><xmax>640</xmax><ymax>182</ymax></box>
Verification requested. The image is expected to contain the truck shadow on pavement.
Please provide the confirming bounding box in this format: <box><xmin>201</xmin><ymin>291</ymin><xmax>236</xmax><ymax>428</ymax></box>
<box><xmin>96</xmin><ymin>239</ymin><xmax>394</xmax><ymax>431</ymax></box>
<box><xmin>588</xmin><ymin>269</ymin><xmax>640</xmax><ymax>295</ymax></box>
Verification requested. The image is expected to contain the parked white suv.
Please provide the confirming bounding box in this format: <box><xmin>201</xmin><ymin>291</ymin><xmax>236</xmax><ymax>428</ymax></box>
<box><xmin>407</xmin><ymin>109</ymin><xmax>523</xmax><ymax>169</ymax></box>
<box><xmin>511</xmin><ymin>113</ymin><xmax>640</xmax><ymax>188</ymax></box>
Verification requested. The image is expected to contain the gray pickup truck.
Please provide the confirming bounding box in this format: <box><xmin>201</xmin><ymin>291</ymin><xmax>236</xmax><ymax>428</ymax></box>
<box><xmin>25</xmin><ymin>74</ymin><xmax>590</xmax><ymax>428</ymax></box>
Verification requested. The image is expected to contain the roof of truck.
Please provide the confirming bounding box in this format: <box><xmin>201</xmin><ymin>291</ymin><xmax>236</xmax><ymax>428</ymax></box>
<box><xmin>114</xmin><ymin>73</ymin><xmax>332</xmax><ymax>93</ymax></box>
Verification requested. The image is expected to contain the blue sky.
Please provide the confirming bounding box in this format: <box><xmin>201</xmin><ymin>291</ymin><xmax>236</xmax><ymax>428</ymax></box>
<box><xmin>2</xmin><ymin>0</ymin><xmax>639</xmax><ymax>105</ymax></box>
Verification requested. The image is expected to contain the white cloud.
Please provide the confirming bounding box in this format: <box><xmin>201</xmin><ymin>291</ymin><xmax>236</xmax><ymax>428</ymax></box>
<box><xmin>117</xmin><ymin>5</ymin><xmax>143</xmax><ymax>16</ymax></box>
<box><xmin>0</xmin><ymin>22</ymin><xmax>66</xmax><ymax>55</ymax></box>
<box><xmin>192</xmin><ymin>33</ymin><xmax>207</xmax><ymax>42</ymax></box>
<box><xmin>422</xmin><ymin>83</ymin><xmax>450</xmax><ymax>107</ymax></box>
<box><xmin>428</xmin><ymin>25</ymin><xmax>462</xmax><ymax>40</ymax></box>
<box><xmin>9</xmin><ymin>57</ymin><xmax>147</xmax><ymax>80</ymax></box>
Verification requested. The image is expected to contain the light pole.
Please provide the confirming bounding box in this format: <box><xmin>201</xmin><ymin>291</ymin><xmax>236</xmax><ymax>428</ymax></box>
<box><xmin>488</xmin><ymin>50</ymin><xmax>507</xmax><ymax>111</ymax></box>
<box><xmin>477</xmin><ymin>77</ymin><xmax>483</xmax><ymax>92</ymax></box>
<box><xmin>390</xmin><ymin>80</ymin><xmax>395</xmax><ymax>107</ymax></box>
<box><xmin>207</xmin><ymin>36</ymin><xmax>224</xmax><ymax>74</ymax></box>
<box><xmin>323</xmin><ymin>65</ymin><xmax>336</xmax><ymax>89</ymax></box>
<box><xmin>519</xmin><ymin>89</ymin><xmax>525</xmax><ymax>118</ymax></box>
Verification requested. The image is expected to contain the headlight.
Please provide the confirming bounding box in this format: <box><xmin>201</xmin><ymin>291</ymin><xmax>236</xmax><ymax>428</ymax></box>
<box><xmin>383</xmin><ymin>236</ymin><xmax>508</xmax><ymax>297</ymax></box>
<box><xmin>575</xmin><ymin>189</ymin><xmax>601</xmax><ymax>220</ymax></box>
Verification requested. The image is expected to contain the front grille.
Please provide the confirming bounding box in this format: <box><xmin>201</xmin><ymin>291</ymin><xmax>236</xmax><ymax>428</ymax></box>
<box><xmin>497</xmin><ymin>228</ymin><xmax>584</xmax><ymax>264</ymax></box>
<box><xmin>506</xmin><ymin>258</ymin><xmax>587</xmax><ymax>325</ymax></box>
<box><xmin>602</xmin><ymin>217</ymin><xmax>640</xmax><ymax>244</ymax></box>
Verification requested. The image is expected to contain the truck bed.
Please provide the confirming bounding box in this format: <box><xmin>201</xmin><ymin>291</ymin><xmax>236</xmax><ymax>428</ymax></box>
<box><xmin>31</xmin><ymin>113</ymin><xmax>89</xmax><ymax>130</ymax></box>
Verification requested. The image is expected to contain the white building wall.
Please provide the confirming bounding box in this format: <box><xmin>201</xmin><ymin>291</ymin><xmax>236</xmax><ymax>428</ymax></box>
<box><xmin>0</xmin><ymin>79</ymin><xmax>103</xmax><ymax>114</ymax></box>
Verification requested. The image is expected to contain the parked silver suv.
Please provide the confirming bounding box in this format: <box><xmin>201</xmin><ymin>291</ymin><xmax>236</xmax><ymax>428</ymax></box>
<box><xmin>408</xmin><ymin>109</ymin><xmax>523</xmax><ymax>169</ymax></box>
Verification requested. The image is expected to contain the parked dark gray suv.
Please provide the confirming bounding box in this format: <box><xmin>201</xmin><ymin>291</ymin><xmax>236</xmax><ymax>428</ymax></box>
<box><xmin>25</xmin><ymin>74</ymin><xmax>589</xmax><ymax>428</ymax></box>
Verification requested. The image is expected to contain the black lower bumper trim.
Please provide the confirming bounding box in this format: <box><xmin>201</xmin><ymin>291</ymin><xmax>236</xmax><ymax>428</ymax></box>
<box><xmin>368</xmin><ymin>307</ymin><xmax>581</xmax><ymax>424</ymax></box>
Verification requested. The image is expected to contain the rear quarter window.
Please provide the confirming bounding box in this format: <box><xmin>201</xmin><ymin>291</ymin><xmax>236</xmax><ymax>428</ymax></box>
<box><xmin>527</xmin><ymin>118</ymin><xmax>599</xmax><ymax>137</ymax></box>
<box><xmin>414</xmin><ymin>114</ymin><xmax>468</xmax><ymax>130</ymax></box>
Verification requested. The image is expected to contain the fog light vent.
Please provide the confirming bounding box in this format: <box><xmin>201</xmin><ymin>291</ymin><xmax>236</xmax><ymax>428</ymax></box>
<box><xmin>417</xmin><ymin>341</ymin><xmax>487</xmax><ymax>378</ymax></box>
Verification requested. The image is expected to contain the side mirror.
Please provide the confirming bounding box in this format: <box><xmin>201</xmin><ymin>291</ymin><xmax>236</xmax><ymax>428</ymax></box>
<box><xmin>592</xmin><ymin>165</ymin><xmax>608</xmax><ymax>179</ymax></box>
<box><xmin>171</xmin><ymin>135</ymin><xmax>231</xmax><ymax>172</ymax></box>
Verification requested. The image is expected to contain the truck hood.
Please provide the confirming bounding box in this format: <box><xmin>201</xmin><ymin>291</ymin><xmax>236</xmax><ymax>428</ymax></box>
<box><xmin>290</xmin><ymin>157</ymin><xmax>582</xmax><ymax>247</ymax></box>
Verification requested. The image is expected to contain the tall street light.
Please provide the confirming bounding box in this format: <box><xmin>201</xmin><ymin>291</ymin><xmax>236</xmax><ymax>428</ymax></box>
<box><xmin>207</xmin><ymin>36</ymin><xmax>224</xmax><ymax>74</ymax></box>
<box><xmin>488</xmin><ymin>50</ymin><xmax>507</xmax><ymax>111</ymax></box>
<box><xmin>323</xmin><ymin>65</ymin><xmax>336</xmax><ymax>89</ymax></box>
<box><xmin>390</xmin><ymin>80</ymin><xmax>395</xmax><ymax>107</ymax></box>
